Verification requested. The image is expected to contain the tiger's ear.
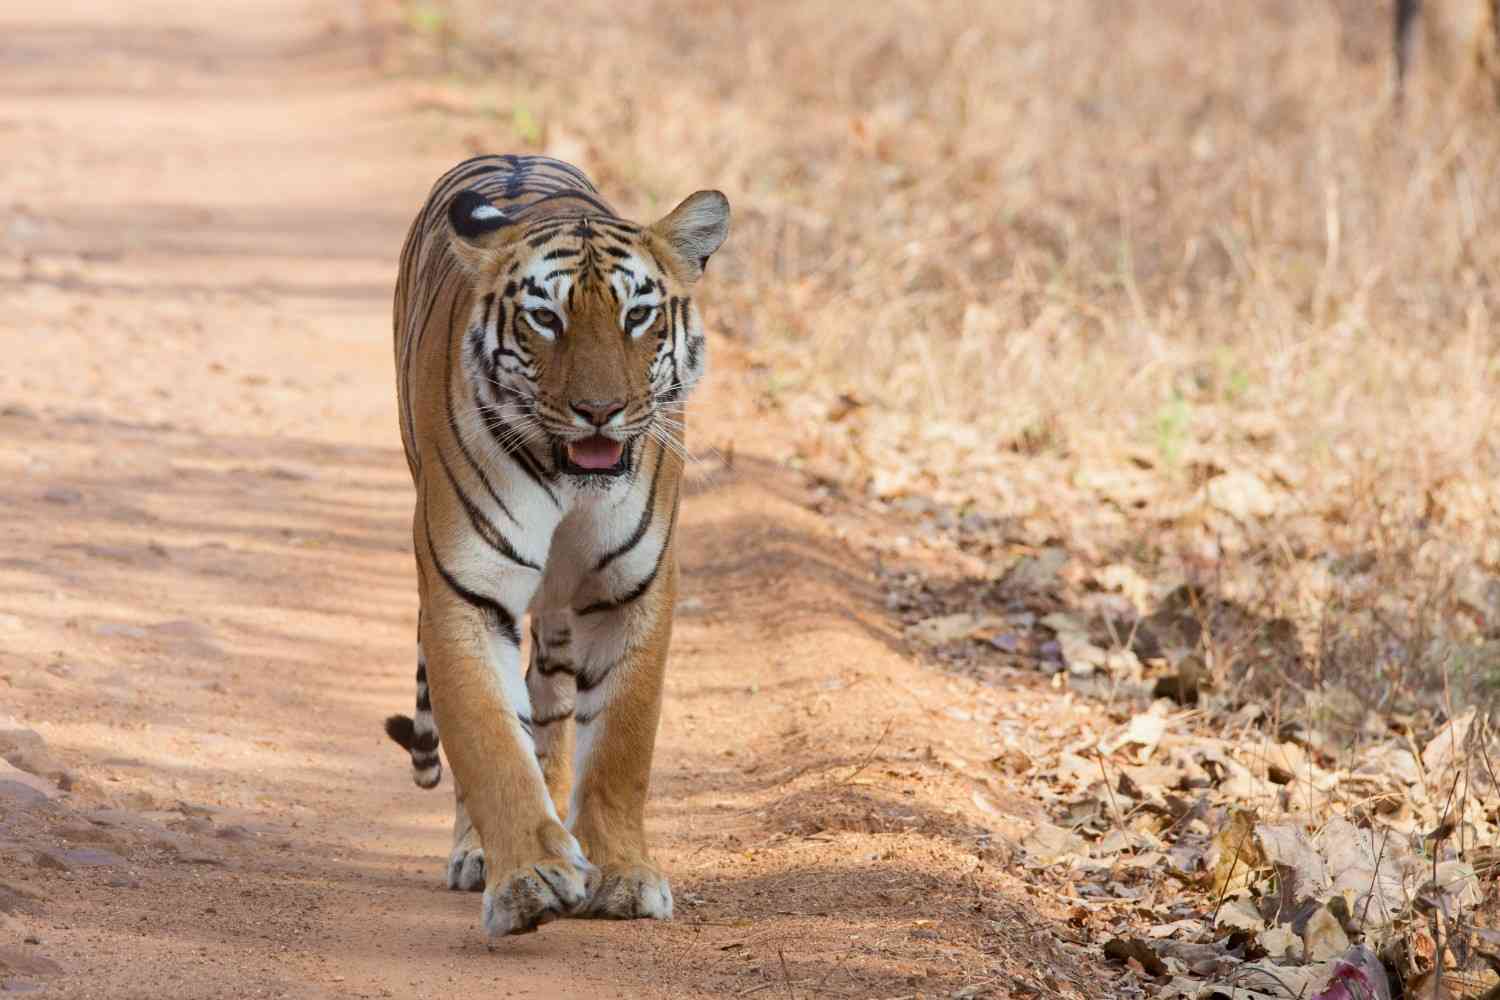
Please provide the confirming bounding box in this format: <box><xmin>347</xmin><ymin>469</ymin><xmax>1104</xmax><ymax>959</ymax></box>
<box><xmin>650</xmin><ymin>190</ymin><xmax>730</xmax><ymax>282</ymax></box>
<box><xmin>447</xmin><ymin>189</ymin><xmax>516</xmax><ymax>273</ymax></box>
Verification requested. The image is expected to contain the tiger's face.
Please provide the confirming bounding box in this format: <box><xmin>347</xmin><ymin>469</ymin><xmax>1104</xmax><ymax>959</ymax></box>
<box><xmin>448</xmin><ymin>190</ymin><xmax>729</xmax><ymax>479</ymax></box>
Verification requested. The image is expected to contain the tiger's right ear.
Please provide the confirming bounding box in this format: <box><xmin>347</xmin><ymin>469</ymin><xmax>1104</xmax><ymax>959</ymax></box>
<box><xmin>447</xmin><ymin>190</ymin><xmax>516</xmax><ymax>272</ymax></box>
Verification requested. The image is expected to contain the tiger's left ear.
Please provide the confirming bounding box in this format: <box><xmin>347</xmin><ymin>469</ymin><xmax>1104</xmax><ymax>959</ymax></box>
<box><xmin>650</xmin><ymin>190</ymin><xmax>730</xmax><ymax>282</ymax></box>
<box><xmin>447</xmin><ymin>189</ymin><xmax>517</xmax><ymax>274</ymax></box>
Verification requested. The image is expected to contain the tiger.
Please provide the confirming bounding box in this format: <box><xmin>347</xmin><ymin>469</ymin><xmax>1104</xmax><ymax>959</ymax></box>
<box><xmin>381</xmin><ymin>154</ymin><xmax>729</xmax><ymax>937</ymax></box>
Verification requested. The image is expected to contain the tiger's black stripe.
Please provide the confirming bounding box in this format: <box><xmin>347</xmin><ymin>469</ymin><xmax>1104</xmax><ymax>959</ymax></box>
<box><xmin>576</xmin><ymin>494</ymin><xmax>679</xmax><ymax>617</ymax></box>
<box><xmin>443</xmin><ymin>309</ymin><xmax>523</xmax><ymax>527</ymax></box>
<box><xmin>531</xmin><ymin>707</ymin><xmax>574</xmax><ymax>727</ymax></box>
<box><xmin>478</xmin><ymin>395</ymin><xmax>560</xmax><ymax>505</ymax></box>
<box><xmin>422</xmin><ymin>503</ymin><xmax>521</xmax><ymax>645</ymax></box>
<box><xmin>594</xmin><ymin>447</ymin><xmax>662</xmax><ymax>572</ymax></box>
<box><xmin>435</xmin><ymin>447</ymin><xmax>541</xmax><ymax>571</ymax></box>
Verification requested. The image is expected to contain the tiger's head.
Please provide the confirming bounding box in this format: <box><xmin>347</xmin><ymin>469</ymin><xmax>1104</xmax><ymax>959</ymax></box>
<box><xmin>447</xmin><ymin>188</ymin><xmax>730</xmax><ymax>479</ymax></box>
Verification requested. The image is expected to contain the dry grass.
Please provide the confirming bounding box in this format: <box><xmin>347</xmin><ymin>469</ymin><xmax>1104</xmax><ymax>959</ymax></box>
<box><xmin>399</xmin><ymin>0</ymin><xmax>1500</xmax><ymax>711</ymax></box>
<box><xmin>383</xmin><ymin>3</ymin><xmax>1500</xmax><ymax>993</ymax></box>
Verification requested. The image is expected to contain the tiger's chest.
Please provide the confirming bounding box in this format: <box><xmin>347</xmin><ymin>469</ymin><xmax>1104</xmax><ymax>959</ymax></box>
<box><xmin>521</xmin><ymin>444</ymin><xmax>678</xmax><ymax>618</ymax></box>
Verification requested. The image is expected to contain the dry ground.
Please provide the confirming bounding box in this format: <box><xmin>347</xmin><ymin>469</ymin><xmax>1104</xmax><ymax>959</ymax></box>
<box><xmin>0</xmin><ymin>2</ymin><xmax>1091</xmax><ymax>998</ymax></box>
<box><xmin>2</xmin><ymin>2</ymin><xmax>1499</xmax><ymax>999</ymax></box>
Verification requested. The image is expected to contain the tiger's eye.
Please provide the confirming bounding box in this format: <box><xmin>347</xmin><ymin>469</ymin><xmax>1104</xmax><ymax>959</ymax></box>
<box><xmin>626</xmin><ymin>306</ymin><xmax>651</xmax><ymax>327</ymax></box>
<box><xmin>530</xmin><ymin>308</ymin><xmax>561</xmax><ymax>331</ymax></box>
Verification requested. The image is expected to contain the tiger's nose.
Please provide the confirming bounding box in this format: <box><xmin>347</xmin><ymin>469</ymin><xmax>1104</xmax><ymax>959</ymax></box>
<box><xmin>570</xmin><ymin>398</ymin><xmax>625</xmax><ymax>428</ymax></box>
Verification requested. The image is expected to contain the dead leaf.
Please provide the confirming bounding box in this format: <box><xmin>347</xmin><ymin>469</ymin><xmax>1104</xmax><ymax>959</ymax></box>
<box><xmin>1101</xmin><ymin>707</ymin><xmax>1169</xmax><ymax>761</ymax></box>
<box><xmin>1092</xmin><ymin>563</ymin><xmax>1152</xmax><ymax>611</ymax></box>
<box><xmin>1020</xmin><ymin>821</ymin><xmax>1084</xmax><ymax>864</ymax></box>
<box><xmin>1205</xmin><ymin>471</ymin><xmax>1277</xmax><ymax>521</ymax></box>
<box><xmin>1257</xmin><ymin>821</ymin><xmax>1327</xmax><ymax>895</ymax></box>
<box><xmin>1259</xmin><ymin>925</ymin><xmax>1299</xmax><ymax>960</ymax></box>
<box><xmin>1424</xmin><ymin>860</ymin><xmax>1482</xmax><ymax>917</ymax></box>
<box><xmin>1354</xmin><ymin>743</ymin><xmax>1422</xmax><ymax>786</ymax></box>
<box><xmin>1001</xmin><ymin>547</ymin><xmax>1067</xmax><ymax>593</ymax></box>
<box><xmin>905</xmin><ymin>612</ymin><xmax>1005</xmax><ymax>646</ymax></box>
<box><xmin>1214</xmin><ymin>894</ymin><xmax>1265</xmax><ymax>933</ymax></box>
<box><xmin>1146</xmin><ymin>919</ymin><xmax>1201</xmax><ymax>939</ymax></box>
<box><xmin>1152</xmin><ymin>655</ymin><xmax>1206</xmax><ymax>705</ymax></box>
<box><xmin>1422</xmin><ymin>707</ymin><xmax>1477</xmax><ymax>775</ymax></box>
<box><xmin>1209</xmin><ymin>808</ymin><xmax>1263</xmax><ymax>895</ymax></box>
<box><xmin>1058</xmin><ymin>633</ymin><xmax>1108</xmax><ymax>677</ymax></box>
<box><xmin>1302</xmin><ymin>904</ymin><xmax>1351</xmax><ymax>962</ymax></box>
<box><xmin>1217</xmin><ymin>958</ymin><xmax>1339</xmax><ymax>999</ymax></box>
<box><xmin>1261</xmin><ymin>742</ymin><xmax>1306</xmax><ymax>785</ymax></box>
<box><xmin>1103</xmin><ymin>937</ymin><xmax>1167</xmax><ymax>978</ymax></box>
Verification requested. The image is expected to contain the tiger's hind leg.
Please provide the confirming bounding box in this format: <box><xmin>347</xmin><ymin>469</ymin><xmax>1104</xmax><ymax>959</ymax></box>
<box><xmin>446</xmin><ymin>783</ymin><xmax>486</xmax><ymax>890</ymax></box>
<box><xmin>384</xmin><ymin>641</ymin><xmax>442</xmax><ymax>788</ymax></box>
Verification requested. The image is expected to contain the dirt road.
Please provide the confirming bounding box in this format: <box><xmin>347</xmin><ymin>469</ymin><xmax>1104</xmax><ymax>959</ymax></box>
<box><xmin>0</xmin><ymin>3</ymin><xmax>1082</xmax><ymax>997</ymax></box>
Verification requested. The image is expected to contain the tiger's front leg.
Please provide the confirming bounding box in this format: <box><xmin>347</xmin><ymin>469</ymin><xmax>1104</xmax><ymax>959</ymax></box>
<box><xmin>420</xmin><ymin>524</ymin><xmax>593</xmax><ymax>936</ymax></box>
<box><xmin>568</xmin><ymin>554</ymin><xmax>679</xmax><ymax>921</ymax></box>
<box><xmin>527</xmin><ymin>613</ymin><xmax>579</xmax><ymax>819</ymax></box>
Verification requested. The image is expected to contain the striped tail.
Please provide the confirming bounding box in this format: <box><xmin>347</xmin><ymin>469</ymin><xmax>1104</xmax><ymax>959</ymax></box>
<box><xmin>384</xmin><ymin>654</ymin><xmax>442</xmax><ymax>788</ymax></box>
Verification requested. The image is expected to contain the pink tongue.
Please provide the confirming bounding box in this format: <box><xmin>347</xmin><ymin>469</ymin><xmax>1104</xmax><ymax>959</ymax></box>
<box><xmin>568</xmin><ymin>436</ymin><xmax>624</xmax><ymax>470</ymax></box>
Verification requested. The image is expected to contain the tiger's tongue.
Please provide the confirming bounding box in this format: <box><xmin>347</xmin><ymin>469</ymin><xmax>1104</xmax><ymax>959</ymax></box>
<box><xmin>567</xmin><ymin>436</ymin><xmax>624</xmax><ymax>470</ymax></box>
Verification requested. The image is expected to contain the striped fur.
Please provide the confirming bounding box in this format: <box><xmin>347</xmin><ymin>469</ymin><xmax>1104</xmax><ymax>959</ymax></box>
<box><xmin>383</xmin><ymin>155</ymin><xmax>728</xmax><ymax>937</ymax></box>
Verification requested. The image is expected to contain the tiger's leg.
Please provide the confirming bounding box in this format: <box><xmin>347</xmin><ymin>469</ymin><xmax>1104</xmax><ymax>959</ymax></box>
<box><xmin>568</xmin><ymin>557</ymin><xmax>677</xmax><ymax>920</ymax></box>
<box><xmin>527</xmin><ymin>614</ymin><xmax>578</xmax><ymax>819</ymax></box>
<box><xmin>450</xmin><ymin>614</ymin><xmax>579</xmax><ymax>890</ymax></box>
<box><xmin>420</xmin><ymin>526</ymin><xmax>593</xmax><ymax>935</ymax></box>
<box><xmin>446</xmin><ymin>782</ymin><xmax>485</xmax><ymax>890</ymax></box>
<box><xmin>447</xmin><ymin>615</ymin><xmax>576</xmax><ymax>889</ymax></box>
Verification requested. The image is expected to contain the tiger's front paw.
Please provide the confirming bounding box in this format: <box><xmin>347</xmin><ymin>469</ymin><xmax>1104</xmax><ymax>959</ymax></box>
<box><xmin>481</xmin><ymin>856</ymin><xmax>592</xmax><ymax>937</ymax></box>
<box><xmin>576</xmin><ymin>863</ymin><xmax>673</xmax><ymax>921</ymax></box>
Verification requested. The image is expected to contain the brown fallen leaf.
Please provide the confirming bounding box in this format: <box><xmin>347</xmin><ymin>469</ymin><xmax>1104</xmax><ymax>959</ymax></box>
<box><xmin>906</xmin><ymin>612</ymin><xmax>1005</xmax><ymax>646</ymax></box>
<box><xmin>1205</xmin><ymin>470</ymin><xmax>1278</xmax><ymax>521</ymax></box>
<box><xmin>1407</xmin><ymin>969</ymin><xmax>1500</xmax><ymax>999</ymax></box>
<box><xmin>1208</xmin><ymin>808</ymin><xmax>1263</xmax><ymax>896</ymax></box>
<box><xmin>1302</xmin><ymin>904</ymin><xmax>1350</xmax><ymax>962</ymax></box>
<box><xmin>1152</xmin><ymin>654</ymin><xmax>1206</xmax><ymax>705</ymax></box>
<box><xmin>1103</xmin><ymin>937</ymin><xmax>1167</xmax><ymax>978</ymax></box>
<box><xmin>1422</xmin><ymin>707</ymin><xmax>1477</xmax><ymax>775</ymax></box>
<box><xmin>1020</xmin><ymin>821</ymin><xmax>1085</xmax><ymax>865</ymax></box>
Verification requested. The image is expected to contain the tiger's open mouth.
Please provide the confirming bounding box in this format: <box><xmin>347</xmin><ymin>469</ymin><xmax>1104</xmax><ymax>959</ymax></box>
<box><xmin>559</xmin><ymin>435</ymin><xmax>629</xmax><ymax>477</ymax></box>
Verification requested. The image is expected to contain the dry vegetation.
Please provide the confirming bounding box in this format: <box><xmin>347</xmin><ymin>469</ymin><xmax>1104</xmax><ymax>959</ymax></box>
<box><xmin>393</xmin><ymin>1</ymin><xmax>1500</xmax><ymax>995</ymax></box>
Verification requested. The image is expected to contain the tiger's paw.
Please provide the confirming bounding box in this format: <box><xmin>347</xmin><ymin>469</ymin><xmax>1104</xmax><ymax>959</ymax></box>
<box><xmin>447</xmin><ymin>843</ymin><xmax>486</xmax><ymax>891</ymax></box>
<box><xmin>481</xmin><ymin>856</ymin><xmax>592</xmax><ymax>937</ymax></box>
<box><xmin>575</xmin><ymin>863</ymin><xmax>673</xmax><ymax>921</ymax></box>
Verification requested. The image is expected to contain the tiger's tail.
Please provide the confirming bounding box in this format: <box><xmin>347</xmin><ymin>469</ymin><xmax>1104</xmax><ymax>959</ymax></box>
<box><xmin>384</xmin><ymin>654</ymin><xmax>442</xmax><ymax>789</ymax></box>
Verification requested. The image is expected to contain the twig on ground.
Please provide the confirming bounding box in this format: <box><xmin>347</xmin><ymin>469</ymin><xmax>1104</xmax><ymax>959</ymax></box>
<box><xmin>811</xmin><ymin>949</ymin><xmax>853</xmax><ymax>995</ymax></box>
<box><xmin>1210</xmin><ymin>832</ymin><xmax>1248</xmax><ymax>928</ymax></box>
<box><xmin>840</xmin><ymin>718</ymin><xmax>895</xmax><ymax>785</ymax></box>
<box><xmin>1094</xmin><ymin>751</ymin><xmax>1128</xmax><ymax>838</ymax></box>
<box><xmin>1358</xmin><ymin>826</ymin><xmax>1391</xmax><ymax>931</ymax></box>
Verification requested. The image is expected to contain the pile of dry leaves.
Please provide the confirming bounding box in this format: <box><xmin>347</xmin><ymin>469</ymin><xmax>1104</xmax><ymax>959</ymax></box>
<box><xmin>881</xmin><ymin>520</ymin><xmax>1500</xmax><ymax>998</ymax></box>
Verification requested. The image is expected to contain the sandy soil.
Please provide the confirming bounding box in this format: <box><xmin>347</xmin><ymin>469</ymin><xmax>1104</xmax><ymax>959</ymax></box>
<box><xmin>0</xmin><ymin>3</ymin><xmax>1091</xmax><ymax>997</ymax></box>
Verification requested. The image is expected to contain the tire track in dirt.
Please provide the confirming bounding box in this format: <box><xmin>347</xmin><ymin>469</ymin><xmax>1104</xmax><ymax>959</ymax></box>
<box><xmin>0</xmin><ymin>3</ymin><xmax>1092</xmax><ymax>997</ymax></box>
